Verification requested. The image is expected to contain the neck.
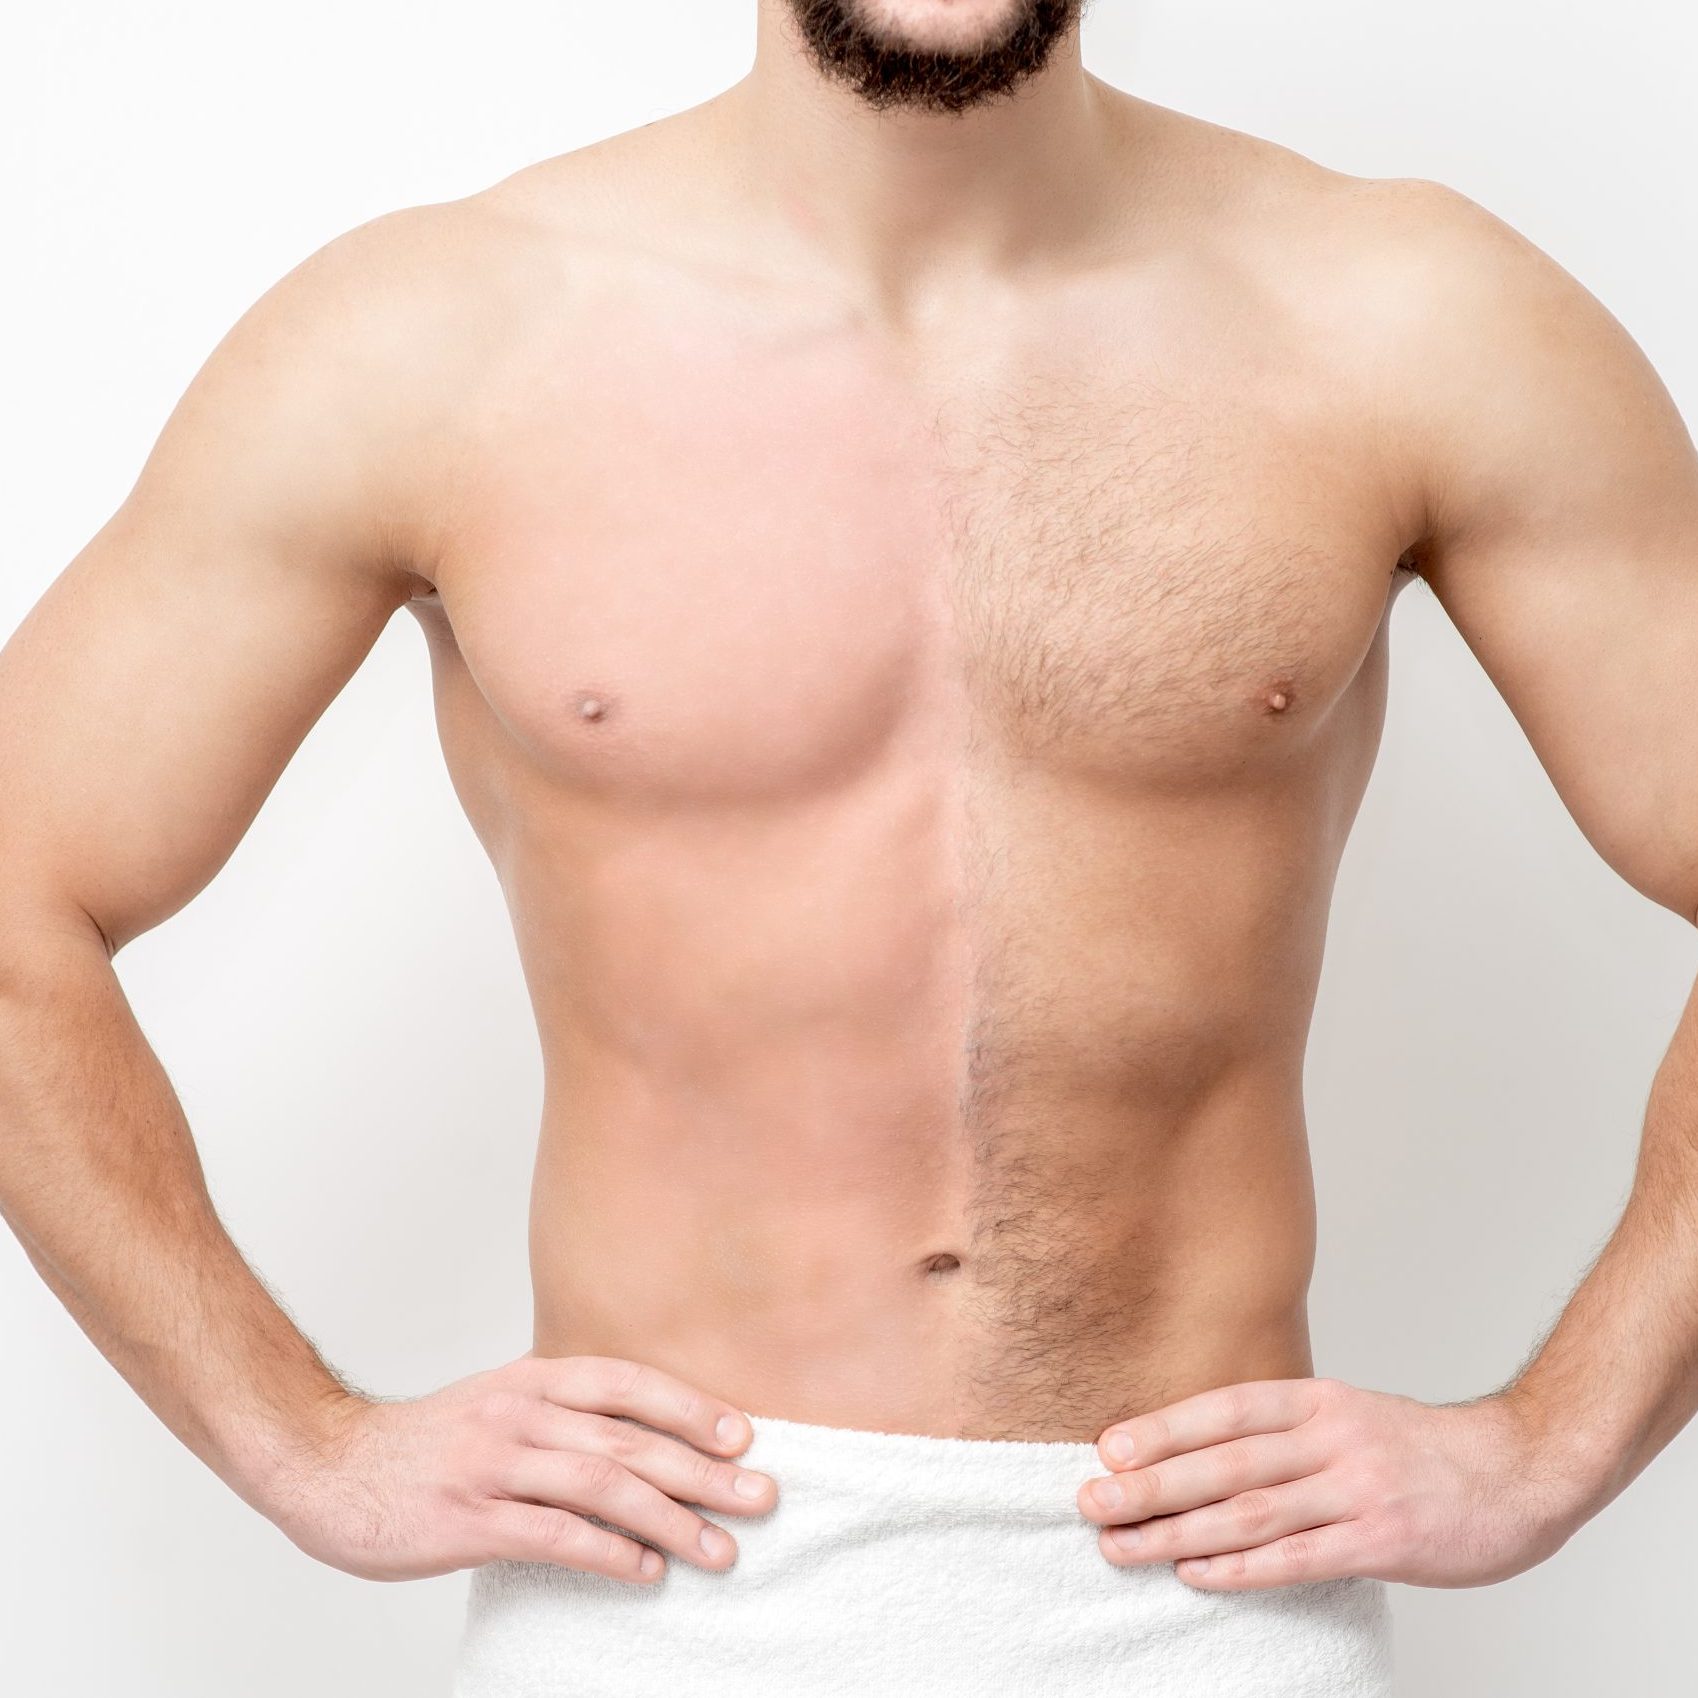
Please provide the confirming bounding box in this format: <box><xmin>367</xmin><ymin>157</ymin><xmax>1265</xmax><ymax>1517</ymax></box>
<box><xmin>713</xmin><ymin>1</ymin><xmax>1125</xmax><ymax>321</ymax></box>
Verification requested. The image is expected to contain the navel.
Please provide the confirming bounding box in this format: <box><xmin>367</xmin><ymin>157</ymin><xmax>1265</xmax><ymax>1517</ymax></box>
<box><xmin>919</xmin><ymin>1250</ymin><xmax>963</xmax><ymax>1278</ymax></box>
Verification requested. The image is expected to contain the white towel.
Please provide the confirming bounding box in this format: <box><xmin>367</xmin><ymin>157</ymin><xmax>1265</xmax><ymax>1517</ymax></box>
<box><xmin>452</xmin><ymin>1411</ymin><xmax>1394</xmax><ymax>1696</ymax></box>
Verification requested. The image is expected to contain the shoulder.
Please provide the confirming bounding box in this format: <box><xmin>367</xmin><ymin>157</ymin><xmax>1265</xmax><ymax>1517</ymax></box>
<box><xmin>1318</xmin><ymin>175</ymin><xmax>1676</xmax><ymax>508</ymax></box>
<box><xmin>229</xmin><ymin>190</ymin><xmax>566</xmax><ymax>382</ymax></box>
<box><xmin>1116</xmin><ymin>92</ymin><xmax>1604</xmax><ymax>355</ymax></box>
<box><xmin>171</xmin><ymin>174</ymin><xmax>625</xmax><ymax>579</ymax></box>
<box><xmin>1306</xmin><ymin>172</ymin><xmax>1597</xmax><ymax>334</ymax></box>
<box><xmin>1114</xmin><ymin>99</ymin><xmax>1587</xmax><ymax>356</ymax></box>
<box><xmin>1284</xmin><ymin>175</ymin><xmax>1691</xmax><ymax>577</ymax></box>
<box><xmin>179</xmin><ymin>195</ymin><xmax>527</xmax><ymax>453</ymax></box>
<box><xmin>1262</xmin><ymin>169</ymin><xmax>1631</xmax><ymax>395</ymax></box>
<box><xmin>223</xmin><ymin>112</ymin><xmax>684</xmax><ymax>393</ymax></box>
<box><xmin>109</xmin><ymin>190</ymin><xmax>573</xmax><ymax>603</ymax></box>
<box><xmin>1208</xmin><ymin>145</ymin><xmax>1656</xmax><ymax>459</ymax></box>
<box><xmin>275</xmin><ymin>123</ymin><xmax>714</xmax><ymax>378</ymax></box>
<box><xmin>1126</xmin><ymin>113</ymin><xmax>1683</xmax><ymax>545</ymax></box>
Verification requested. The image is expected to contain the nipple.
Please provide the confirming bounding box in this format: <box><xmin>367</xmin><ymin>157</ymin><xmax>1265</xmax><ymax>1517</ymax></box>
<box><xmin>1262</xmin><ymin>684</ymin><xmax>1294</xmax><ymax>715</ymax></box>
<box><xmin>576</xmin><ymin>694</ymin><xmax>610</xmax><ymax>723</ymax></box>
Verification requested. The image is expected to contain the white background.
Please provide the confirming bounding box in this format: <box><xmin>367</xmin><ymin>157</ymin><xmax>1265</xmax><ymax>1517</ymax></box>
<box><xmin>3</xmin><ymin>2</ymin><xmax>1695</xmax><ymax>1692</ymax></box>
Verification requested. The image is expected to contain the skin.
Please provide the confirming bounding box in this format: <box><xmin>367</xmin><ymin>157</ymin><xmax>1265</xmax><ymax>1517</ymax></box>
<box><xmin>3</xmin><ymin>0</ymin><xmax>1698</xmax><ymax>1603</ymax></box>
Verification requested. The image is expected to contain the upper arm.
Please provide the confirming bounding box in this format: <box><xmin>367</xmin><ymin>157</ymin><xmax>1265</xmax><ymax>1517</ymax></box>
<box><xmin>0</xmin><ymin>206</ymin><xmax>456</xmax><ymax>956</ymax></box>
<box><xmin>1377</xmin><ymin>179</ymin><xmax>1698</xmax><ymax>923</ymax></box>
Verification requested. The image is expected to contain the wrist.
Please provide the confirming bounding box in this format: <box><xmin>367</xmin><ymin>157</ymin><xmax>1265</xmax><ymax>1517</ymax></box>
<box><xmin>216</xmin><ymin>1384</ymin><xmax>372</xmax><ymax>1522</ymax></box>
<box><xmin>1492</xmin><ymin>1381</ymin><xmax>1628</xmax><ymax>1528</ymax></box>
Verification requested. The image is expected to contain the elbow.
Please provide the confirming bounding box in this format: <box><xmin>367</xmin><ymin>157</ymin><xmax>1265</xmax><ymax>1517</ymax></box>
<box><xmin>76</xmin><ymin>903</ymin><xmax>119</xmax><ymax>961</ymax></box>
<box><xmin>0</xmin><ymin>898</ymin><xmax>118</xmax><ymax>995</ymax></box>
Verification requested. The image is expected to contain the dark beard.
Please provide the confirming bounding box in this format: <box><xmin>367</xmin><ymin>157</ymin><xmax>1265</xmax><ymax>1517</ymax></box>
<box><xmin>782</xmin><ymin>0</ymin><xmax>1086</xmax><ymax>116</ymax></box>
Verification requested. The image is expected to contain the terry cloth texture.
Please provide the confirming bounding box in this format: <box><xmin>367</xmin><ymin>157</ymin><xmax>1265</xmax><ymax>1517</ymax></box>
<box><xmin>452</xmin><ymin>1411</ymin><xmax>1395</xmax><ymax>1697</ymax></box>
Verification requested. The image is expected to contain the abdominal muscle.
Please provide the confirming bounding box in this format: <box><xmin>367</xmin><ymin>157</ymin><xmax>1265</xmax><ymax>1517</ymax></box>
<box><xmin>511</xmin><ymin>754</ymin><xmax>1338</xmax><ymax>1444</ymax></box>
<box><xmin>528</xmin><ymin>1079</ymin><xmax>1320</xmax><ymax>1444</ymax></box>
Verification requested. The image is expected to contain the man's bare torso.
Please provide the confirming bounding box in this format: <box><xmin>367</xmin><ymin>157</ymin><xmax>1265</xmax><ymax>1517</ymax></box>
<box><xmin>400</xmin><ymin>80</ymin><xmax>1422</xmax><ymax>1440</ymax></box>
<box><xmin>9</xmin><ymin>5</ymin><xmax>1698</xmax><ymax>1618</ymax></box>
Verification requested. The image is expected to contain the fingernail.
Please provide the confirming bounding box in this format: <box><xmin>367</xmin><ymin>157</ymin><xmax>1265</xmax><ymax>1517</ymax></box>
<box><xmin>733</xmin><ymin>1470</ymin><xmax>768</xmax><ymax>1500</ymax></box>
<box><xmin>639</xmin><ymin>1549</ymin><xmax>663</xmax><ymax>1578</ymax></box>
<box><xmin>699</xmin><ymin>1525</ymin><xmax>734</xmax><ymax>1562</ymax></box>
<box><xmin>1104</xmin><ymin>1432</ymin><xmax>1135</xmax><ymax>1466</ymax></box>
<box><xmin>1091</xmin><ymin>1478</ymin><xmax>1125</xmax><ymax>1511</ymax></box>
<box><xmin>1187</xmin><ymin>1557</ymin><xmax>1212</xmax><ymax>1575</ymax></box>
<box><xmin>716</xmin><ymin>1413</ymin><xmax>748</xmax><ymax>1447</ymax></box>
<box><xmin>1109</xmin><ymin>1524</ymin><xmax>1143</xmax><ymax>1549</ymax></box>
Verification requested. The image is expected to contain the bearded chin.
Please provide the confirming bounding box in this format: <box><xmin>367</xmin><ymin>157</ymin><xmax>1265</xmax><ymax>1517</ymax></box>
<box><xmin>782</xmin><ymin>0</ymin><xmax>1085</xmax><ymax>116</ymax></box>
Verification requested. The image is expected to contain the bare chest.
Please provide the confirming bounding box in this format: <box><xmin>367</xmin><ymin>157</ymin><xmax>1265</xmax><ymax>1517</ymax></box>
<box><xmin>427</xmin><ymin>295</ymin><xmax>1407</xmax><ymax>799</ymax></box>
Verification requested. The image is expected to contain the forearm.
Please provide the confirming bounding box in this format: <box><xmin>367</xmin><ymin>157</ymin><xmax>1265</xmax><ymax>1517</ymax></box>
<box><xmin>1498</xmin><ymin>968</ymin><xmax>1698</xmax><ymax>1515</ymax></box>
<box><xmin>0</xmin><ymin>907</ymin><xmax>358</xmax><ymax>1515</ymax></box>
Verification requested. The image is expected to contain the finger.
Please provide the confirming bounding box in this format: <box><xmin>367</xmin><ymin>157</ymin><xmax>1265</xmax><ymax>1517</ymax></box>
<box><xmin>527</xmin><ymin>1407</ymin><xmax>777</xmax><ymax>1517</ymax></box>
<box><xmin>530</xmin><ymin>1355</ymin><xmax>756</xmax><ymax>1458</ymax></box>
<box><xmin>500</xmin><ymin>1446</ymin><xmax>741</xmax><ymax>1571</ymax></box>
<box><xmin>1172</xmin><ymin>1520</ymin><xmax>1367</xmax><ymax>1591</ymax></box>
<box><xmin>477</xmin><ymin>1499</ymin><xmax>666</xmax><ymax>1585</ymax></box>
<box><xmin>1078</xmin><ymin>1429</ymin><xmax>1323</xmax><ymax>1526</ymax></box>
<box><xmin>1098</xmin><ymin>1477</ymin><xmax>1353</xmax><ymax>1568</ymax></box>
<box><xmin>1097</xmin><ymin>1379</ymin><xmax>1325</xmax><ymax>1471</ymax></box>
